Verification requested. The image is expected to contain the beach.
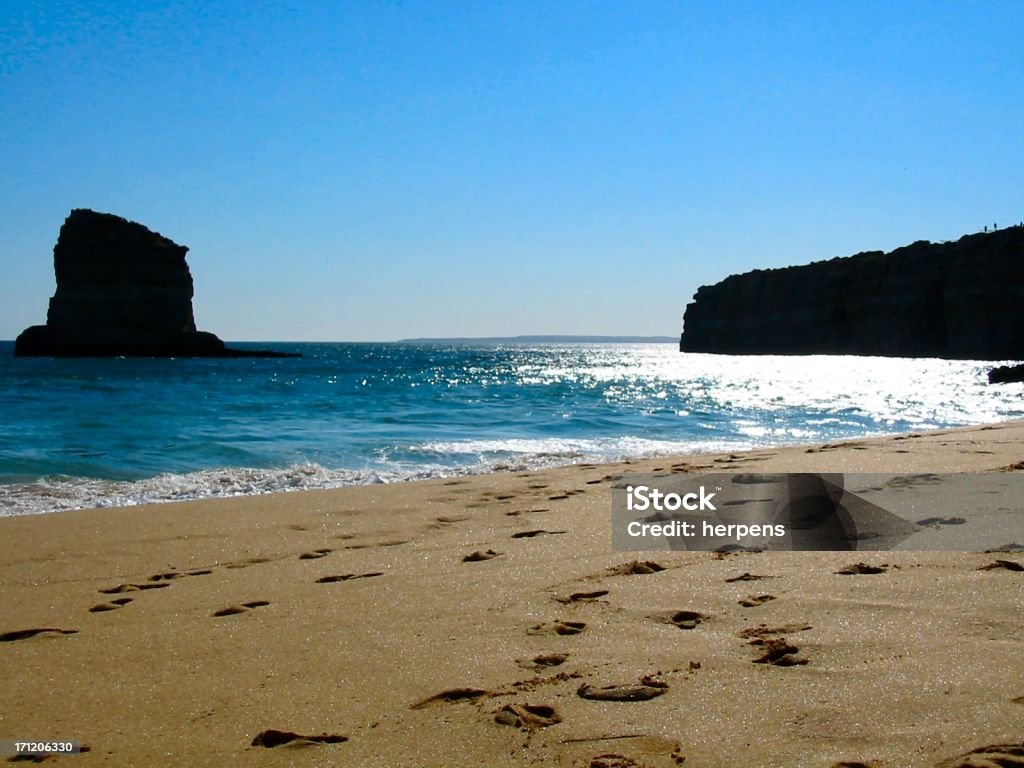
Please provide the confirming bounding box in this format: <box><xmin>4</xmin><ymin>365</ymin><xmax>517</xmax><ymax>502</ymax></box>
<box><xmin>1</xmin><ymin>421</ymin><xmax>1021</xmax><ymax>767</ymax></box>
<box><xmin>5</xmin><ymin>2</ymin><xmax>1022</xmax><ymax>765</ymax></box>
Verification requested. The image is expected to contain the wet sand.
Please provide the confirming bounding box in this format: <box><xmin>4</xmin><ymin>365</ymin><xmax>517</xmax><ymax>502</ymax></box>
<box><xmin>1</xmin><ymin>421</ymin><xmax>1022</xmax><ymax>767</ymax></box>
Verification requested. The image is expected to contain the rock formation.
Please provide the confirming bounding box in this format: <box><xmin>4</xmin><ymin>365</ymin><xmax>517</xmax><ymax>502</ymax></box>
<box><xmin>988</xmin><ymin>363</ymin><xmax>1024</xmax><ymax>384</ymax></box>
<box><xmin>680</xmin><ymin>227</ymin><xmax>1024</xmax><ymax>360</ymax></box>
<box><xmin>14</xmin><ymin>209</ymin><xmax>298</xmax><ymax>358</ymax></box>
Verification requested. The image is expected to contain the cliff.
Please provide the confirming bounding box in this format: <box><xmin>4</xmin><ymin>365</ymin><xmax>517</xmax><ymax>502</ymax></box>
<box><xmin>680</xmin><ymin>227</ymin><xmax>1024</xmax><ymax>360</ymax></box>
<box><xmin>14</xmin><ymin>210</ymin><xmax>298</xmax><ymax>358</ymax></box>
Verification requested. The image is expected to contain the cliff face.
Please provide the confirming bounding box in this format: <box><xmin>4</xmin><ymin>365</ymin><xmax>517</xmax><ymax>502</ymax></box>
<box><xmin>680</xmin><ymin>227</ymin><xmax>1024</xmax><ymax>360</ymax></box>
<box><xmin>15</xmin><ymin>209</ymin><xmax>297</xmax><ymax>358</ymax></box>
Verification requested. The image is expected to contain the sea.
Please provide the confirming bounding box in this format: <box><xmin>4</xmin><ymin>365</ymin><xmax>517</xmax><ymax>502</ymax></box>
<box><xmin>1</xmin><ymin>341</ymin><xmax>1021</xmax><ymax>517</ymax></box>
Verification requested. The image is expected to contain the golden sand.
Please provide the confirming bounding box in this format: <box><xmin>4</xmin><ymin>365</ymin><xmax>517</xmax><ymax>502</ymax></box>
<box><xmin>1</xmin><ymin>422</ymin><xmax>1022</xmax><ymax>767</ymax></box>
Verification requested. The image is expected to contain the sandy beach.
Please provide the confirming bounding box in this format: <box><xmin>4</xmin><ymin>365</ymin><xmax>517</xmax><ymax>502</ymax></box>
<box><xmin>1</xmin><ymin>422</ymin><xmax>1022</xmax><ymax>767</ymax></box>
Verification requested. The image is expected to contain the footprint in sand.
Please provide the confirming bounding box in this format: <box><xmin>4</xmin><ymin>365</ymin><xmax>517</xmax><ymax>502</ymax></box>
<box><xmin>435</xmin><ymin>515</ymin><xmax>469</xmax><ymax>524</ymax></box>
<box><xmin>212</xmin><ymin>600</ymin><xmax>270</xmax><ymax>617</ymax></box>
<box><xmin>463</xmin><ymin>549</ymin><xmax>502</xmax><ymax>562</ymax></box>
<box><xmin>315</xmin><ymin>572</ymin><xmax>383</xmax><ymax>583</ymax></box>
<box><xmin>511</xmin><ymin>529</ymin><xmax>566</xmax><ymax>539</ymax></box>
<box><xmin>740</xmin><ymin>623</ymin><xmax>811</xmax><ymax>639</ymax></box>
<box><xmin>725</xmin><ymin>572</ymin><xmax>770</xmax><ymax>582</ymax></box>
<box><xmin>731</xmin><ymin>473</ymin><xmax>782</xmax><ymax>484</ymax></box>
<box><xmin>494</xmin><ymin>703</ymin><xmax>561</xmax><ymax>729</ymax></box>
<box><xmin>581</xmin><ymin>739</ymin><xmax>685</xmax><ymax>768</ymax></box>
<box><xmin>587</xmin><ymin>754</ymin><xmax>639</xmax><ymax>768</ymax></box>
<box><xmin>835</xmin><ymin>562</ymin><xmax>888</xmax><ymax>575</ymax></box>
<box><xmin>344</xmin><ymin>539</ymin><xmax>408</xmax><ymax>550</ymax></box>
<box><xmin>715</xmin><ymin>544</ymin><xmax>766</xmax><ymax>555</ymax></box>
<box><xmin>506</xmin><ymin>507</ymin><xmax>550</xmax><ymax>517</ymax></box>
<box><xmin>751</xmin><ymin>638</ymin><xmax>808</xmax><ymax>666</ymax></box>
<box><xmin>149</xmin><ymin>569</ymin><xmax>213</xmax><ymax>581</ymax></box>
<box><xmin>607</xmin><ymin>560</ymin><xmax>665</xmax><ymax>576</ymax></box>
<box><xmin>251</xmin><ymin>729</ymin><xmax>348</xmax><ymax>748</ymax></box>
<box><xmin>652</xmin><ymin>610</ymin><xmax>707</xmax><ymax>630</ymax></box>
<box><xmin>224</xmin><ymin>557</ymin><xmax>274</xmax><ymax>569</ymax></box>
<box><xmin>100</xmin><ymin>582</ymin><xmax>170</xmax><ymax>594</ymax></box>
<box><xmin>577</xmin><ymin>678</ymin><xmax>669</xmax><ymax>702</ymax></box>
<box><xmin>0</xmin><ymin>628</ymin><xmax>78</xmax><ymax>642</ymax></box>
<box><xmin>89</xmin><ymin>597</ymin><xmax>133</xmax><ymax>613</ymax></box>
<box><xmin>916</xmin><ymin>517</ymin><xmax>967</xmax><ymax>526</ymax></box>
<box><xmin>556</xmin><ymin>590</ymin><xmax>609</xmax><ymax>604</ymax></box>
<box><xmin>935</xmin><ymin>742</ymin><xmax>1024</xmax><ymax>767</ymax></box>
<box><xmin>978</xmin><ymin>559</ymin><xmax>1024</xmax><ymax>571</ymax></box>
<box><xmin>298</xmin><ymin>548</ymin><xmax>333</xmax><ymax>560</ymax></box>
<box><xmin>410</xmin><ymin>688</ymin><xmax>489</xmax><ymax>709</ymax></box>
<box><xmin>527</xmin><ymin>621</ymin><xmax>587</xmax><ymax>636</ymax></box>
<box><xmin>520</xmin><ymin>653</ymin><xmax>568</xmax><ymax>669</ymax></box>
<box><xmin>740</xmin><ymin>624</ymin><xmax>812</xmax><ymax>667</ymax></box>
<box><xmin>738</xmin><ymin>594</ymin><xmax>776</xmax><ymax>608</ymax></box>
<box><xmin>985</xmin><ymin>543</ymin><xmax>1024</xmax><ymax>553</ymax></box>
<box><xmin>885</xmin><ymin>473</ymin><xmax>943</xmax><ymax>489</ymax></box>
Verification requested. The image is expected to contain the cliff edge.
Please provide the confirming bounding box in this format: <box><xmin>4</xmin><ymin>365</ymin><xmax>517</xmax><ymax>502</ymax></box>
<box><xmin>14</xmin><ymin>209</ymin><xmax>298</xmax><ymax>358</ymax></box>
<box><xmin>680</xmin><ymin>227</ymin><xmax>1023</xmax><ymax>360</ymax></box>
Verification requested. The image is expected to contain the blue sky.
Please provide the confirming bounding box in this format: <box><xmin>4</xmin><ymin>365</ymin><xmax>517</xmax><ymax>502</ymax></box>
<box><xmin>2</xmin><ymin>1</ymin><xmax>1021</xmax><ymax>341</ymax></box>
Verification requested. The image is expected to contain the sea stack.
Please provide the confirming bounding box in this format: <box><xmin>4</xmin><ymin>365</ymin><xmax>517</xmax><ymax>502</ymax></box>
<box><xmin>14</xmin><ymin>209</ymin><xmax>297</xmax><ymax>358</ymax></box>
<box><xmin>679</xmin><ymin>226</ymin><xmax>1024</xmax><ymax>360</ymax></box>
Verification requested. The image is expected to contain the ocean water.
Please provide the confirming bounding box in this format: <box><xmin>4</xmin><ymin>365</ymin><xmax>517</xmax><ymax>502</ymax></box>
<box><xmin>1</xmin><ymin>341</ymin><xmax>1021</xmax><ymax>516</ymax></box>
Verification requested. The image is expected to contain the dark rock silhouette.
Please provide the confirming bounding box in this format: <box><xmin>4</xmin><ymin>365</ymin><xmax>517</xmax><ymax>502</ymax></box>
<box><xmin>680</xmin><ymin>227</ymin><xmax>1024</xmax><ymax>360</ymax></box>
<box><xmin>989</xmin><ymin>363</ymin><xmax>1024</xmax><ymax>384</ymax></box>
<box><xmin>14</xmin><ymin>209</ymin><xmax>298</xmax><ymax>358</ymax></box>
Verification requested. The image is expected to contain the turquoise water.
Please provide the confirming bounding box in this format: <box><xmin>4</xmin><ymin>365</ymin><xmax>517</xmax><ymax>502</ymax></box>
<box><xmin>1</xmin><ymin>341</ymin><xmax>1020</xmax><ymax>515</ymax></box>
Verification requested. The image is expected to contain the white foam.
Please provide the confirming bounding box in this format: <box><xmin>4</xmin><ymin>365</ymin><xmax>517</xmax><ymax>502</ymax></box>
<box><xmin>0</xmin><ymin>435</ymin><xmax>763</xmax><ymax>517</ymax></box>
<box><xmin>0</xmin><ymin>464</ymin><xmax>395</xmax><ymax>517</ymax></box>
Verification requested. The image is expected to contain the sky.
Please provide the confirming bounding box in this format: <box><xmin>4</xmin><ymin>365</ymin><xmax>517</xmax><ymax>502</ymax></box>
<box><xmin>1</xmin><ymin>1</ymin><xmax>1021</xmax><ymax>341</ymax></box>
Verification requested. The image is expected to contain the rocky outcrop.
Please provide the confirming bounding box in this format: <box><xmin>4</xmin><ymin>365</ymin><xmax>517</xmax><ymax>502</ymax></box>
<box><xmin>988</xmin><ymin>364</ymin><xmax>1024</xmax><ymax>384</ymax></box>
<box><xmin>14</xmin><ymin>210</ymin><xmax>298</xmax><ymax>358</ymax></box>
<box><xmin>680</xmin><ymin>227</ymin><xmax>1024</xmax><ymax>360</ymax></box>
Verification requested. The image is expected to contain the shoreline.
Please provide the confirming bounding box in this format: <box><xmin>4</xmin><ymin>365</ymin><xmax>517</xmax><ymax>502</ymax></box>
<box><xmin>1</xmin><ymin>421</ymin><xmax>1022</xmax><ymax>766</ymax></box>
<box><xmin>5</xmin><ymin>417</ymin><xmax>1024</xmax><ymax>519</ymax></box>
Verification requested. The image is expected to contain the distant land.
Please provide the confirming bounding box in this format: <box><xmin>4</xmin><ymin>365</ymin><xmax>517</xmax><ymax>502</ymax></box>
<box><xmin>398</xmin><ymin>335</ymin><xmax>677</xmax><ymax>344</ymax></box>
